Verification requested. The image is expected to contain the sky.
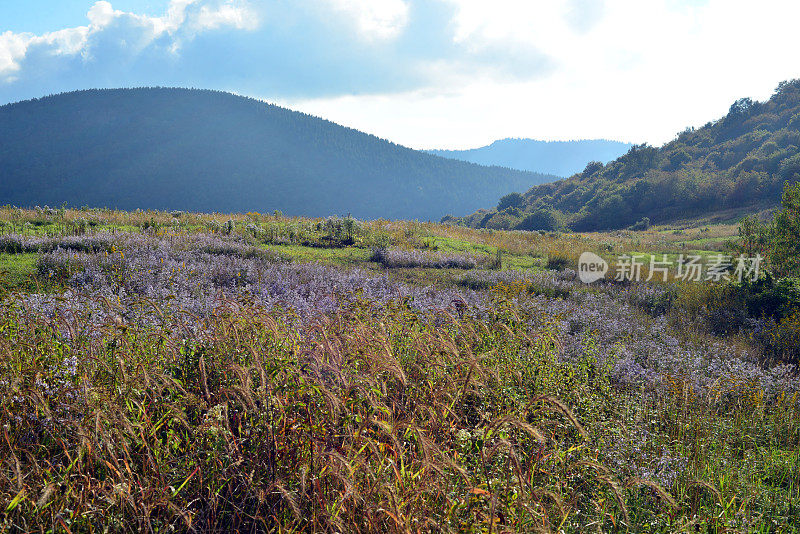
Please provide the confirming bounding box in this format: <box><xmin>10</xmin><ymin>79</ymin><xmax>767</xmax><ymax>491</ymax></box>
<box><xmin>1</xmin><ymin>0</ymin><xmax>800</xmax><ymax>149</ymax></box>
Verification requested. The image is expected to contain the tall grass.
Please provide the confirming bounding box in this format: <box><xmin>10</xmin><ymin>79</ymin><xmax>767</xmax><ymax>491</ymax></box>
<box><xmin>1</xmin><ymin>290</ymin><xmax>798</xmax><ymax>532</ymax></box>
<box><xmin>0</xmin><ymin>208</ymin><xmax>798</xmax><ymax>532</ymax></box>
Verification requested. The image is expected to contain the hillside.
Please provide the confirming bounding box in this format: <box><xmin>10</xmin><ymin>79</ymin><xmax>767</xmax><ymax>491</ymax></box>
<box><xmin>453</xmin><ymin>80</ymin><xmax>800</xmax><ymax>231</ymax></box>
<box><xmin>427</xmin><ymin>138</ymin><xmax>633</xmax><ymax>176</ymax></box>
<box><xmin>0</xmin><ymin>88</ymin><xmax>556</xmax><ymax>220</ymax></box>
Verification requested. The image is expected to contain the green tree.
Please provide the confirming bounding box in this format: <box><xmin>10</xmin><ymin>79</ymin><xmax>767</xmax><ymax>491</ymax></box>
<box><xmin>666</xmin><ymin>149</ymin><xmax>691</xmax><ymax>171</ymax></box>
<box><xmin>497</xmin><ymin>192</ymin><xmax>525</xmax><ymax>211</ymax></box>
<box><xmin>485</xmin><ymin>211</ymin><xmax>517</xmax><ymax>230</ymax></box>
<box><xmin>516</xmin><ymin>209</ymin><xmax>558</xmax><ymax>231</ymax></box>
<box><xmin>733</xmin><ymin>214</ymin><xmax>768</xmax><ymax>258</ymax></box>
<box><xmin>582</xmin><ymin>161</ymin><xmax>604</xmax><ymax>176</ymax></box>
<box><xmin>771</xmin><ymin>181</ymin><xmax>800</xmax><ymax>276</ymax></box>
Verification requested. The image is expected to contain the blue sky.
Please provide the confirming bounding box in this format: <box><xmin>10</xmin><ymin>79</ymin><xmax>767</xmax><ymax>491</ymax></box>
<box><xmin>2</xmin><ymin>0</ymin><xmax>800</xmax><ymax>149</ymax></box>
<box><xmin>3</xmin><ymin>1</ymin><xmax>171</xmax><ymax>33</ymax></box>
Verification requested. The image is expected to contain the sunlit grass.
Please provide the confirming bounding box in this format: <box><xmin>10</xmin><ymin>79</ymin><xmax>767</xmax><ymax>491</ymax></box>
<box><xmin>0</xmin><ymin>206</ymin><xmax>797</xmax><ymax>531</ymax></box>
<box><xmin>266</xmin><ymin>243</ymin><xmax>373</xmax><ymax>265</ymax></box>
<box><xmin>0</xmin><ymin>252</ymin><xmax>38</xmax><ymax>290</ymax></box>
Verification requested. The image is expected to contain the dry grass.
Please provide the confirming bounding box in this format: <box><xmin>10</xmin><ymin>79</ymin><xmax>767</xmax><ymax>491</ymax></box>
<box><xmin>0</xmin><ymin>207</ymin><xmax>798</xmax><ymax>532</ymax></box>
<box><xmin>0</xmin><ymin>296</ymin><xmax>616</xmax><ymax>532</ymax></box>
<box><xmin>1</xmin><ymin>290</ymin><xmax>797</xmax><ymax>532</ymax></box>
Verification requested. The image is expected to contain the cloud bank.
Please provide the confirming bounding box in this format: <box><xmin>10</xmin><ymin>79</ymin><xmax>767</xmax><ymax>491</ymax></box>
<box><xmin>2</xmin><ymin>0</ymin><xmax>800</xmax><ymax>148</ymax></box>
<box><xmin>1</xmin><ymin>1</ymin><xmax>257</xmax><ymax>79</ymax></box>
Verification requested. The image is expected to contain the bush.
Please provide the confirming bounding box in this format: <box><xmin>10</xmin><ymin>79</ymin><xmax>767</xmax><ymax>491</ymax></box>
<box><xmin>0</xmin><ymin>236</ymin><xmax>25</xmax><ymax>254</ymax></box>
<box><xmin>629</xmin><ymin>217</ymin><xmax>651</xmax><ymax>231</ymax></box>
<box><xmin>582</xmin><ymin>160</ymin><xmax>604</xmax><ymax>176</ymax></box>
<box><xmin>676</xmin><ymin>274</ymin><xmax>800</xmax><ymax>351</ymax></box>
<box><xmin>765</xmin><ymin>312</ymin><xmax>800</xmax><ymax>364</ymax></box>
<box><xmin>546</xmin><ymin>254</ymin><xmax>571</xmax><ymax>271</ymax></box>
<box><xmin>516</xmin><ymin>209</ymin><xmax>559</xmax><ymax>232</ymax></box>
<box><xmin>496</xmin><ymin>192</ymin><xmax>525</xmax><ymax>211</ymax></box>
<box><xmin>770</xmin><ymin>181</ymin><xmax>800</xmax><ymax>276</ymax></box>
<box><xmin>484</xmin><ymin>212</ymin><xmax>518</xmax><ymax>230</ymax></box>
<box><xmin>737</xmin><ymin>274</ymin><xmax>800</xmax><ymax>323</ymax></box>
<box><xmin>673</xmin><ymin>281</ymin><xmax>747</xmax><ymax>335</ymax></box>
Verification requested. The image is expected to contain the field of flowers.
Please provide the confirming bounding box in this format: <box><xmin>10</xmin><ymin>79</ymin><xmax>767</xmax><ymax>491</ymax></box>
<box><xmin>0</xmin><ymin>207</ymin><xmax>798</xmax><ymax>532</ymax></box>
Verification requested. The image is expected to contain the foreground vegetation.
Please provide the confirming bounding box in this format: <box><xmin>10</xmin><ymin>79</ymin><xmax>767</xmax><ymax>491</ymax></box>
<box><xmin>0</xmin><ymin>204</ymin><xmax>799</xmax><ymax>532</ymax></box>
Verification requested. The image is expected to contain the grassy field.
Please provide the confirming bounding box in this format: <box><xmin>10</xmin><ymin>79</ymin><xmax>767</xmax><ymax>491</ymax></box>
<box><xmin>0</xmin><ymin>253</ymin><xmax>37</xmax><ymax>291</ymax></box>
<box><xmin>0</xmin><ymin>206</ymin><xmax>798</xmax><ymax>532</ymax></box>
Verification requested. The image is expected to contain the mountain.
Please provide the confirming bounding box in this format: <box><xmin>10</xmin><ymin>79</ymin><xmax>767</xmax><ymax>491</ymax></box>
<box><xmin>0</xmin><ymin>88</ymin><xmax>557</xmax><ymax>221</ymax></box>
<box><xmin>452</xmin><ymin>80</ymin><xmax>800</xmax><ymax>232</ymax></box>
<box><xmin>427</xmin><ymin>138</ymin><xmax>633</xmax><ymax>176</ymax></box>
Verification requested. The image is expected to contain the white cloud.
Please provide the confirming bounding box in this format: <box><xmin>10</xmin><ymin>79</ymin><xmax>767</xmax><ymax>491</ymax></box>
<box><xmin>0</xmin><ymin>26</ymin><xmax>92</xmax><ymax>81</ymax></box>
<box><xmin>194</xmin><ymin>3</ymin><xmax>261</xmax><ymax>31</ymax></box>
<box><xmin>87</xmin><ymin>1</ymin><xmax>117</xmax><ymax>27</ymax></box>
<box><xmin>323</xmin><ymin>0</ymin><xmax>410</xmax><ymax>40</ymax></box>
<box><xmin>0</xmin><ymin>0</ymin><xmax>260</xmax><ymax>83</ymax></box>
<box><xmin>2</xmin><ymin>0</ymin><xmax>800</xmax><ymax>148</ymax></box>
<box><xmin>285</xmin><ymin>0</ymin><xmax>800</xmax><ymax>148</ymax></box>
<box><xmin>0</xmin><ymin>32</ymin><xmax>33</xmax><ymax>80</ymax></box>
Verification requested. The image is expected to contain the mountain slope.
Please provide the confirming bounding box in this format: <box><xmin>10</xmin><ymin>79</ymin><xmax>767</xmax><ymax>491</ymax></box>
<box><xmin>453</xmin><ymin>80</ymin><xmax>800</xmax><ymax>231</ymax></box>
<box><xmin>0</xmin><ymin>88</ymin><xmax>556</xmax><ymax>220</ymax></box>
<box><xmin>428</xmin><ymin>138</ymin><xmax>633</xmax><ymax>176</ymax></box>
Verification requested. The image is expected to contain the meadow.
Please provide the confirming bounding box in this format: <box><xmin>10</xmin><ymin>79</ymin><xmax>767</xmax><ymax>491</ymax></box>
<box><xmin>0</xmin><ymin>206</ymin><xmax>798</xmax><ymax>533</ymax></box>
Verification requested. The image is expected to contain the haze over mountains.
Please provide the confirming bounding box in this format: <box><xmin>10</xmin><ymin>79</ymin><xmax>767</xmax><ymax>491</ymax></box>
<box><xmin>453</xmin><ymin>80</ymin><xmax>800</xmax><ymax>232</ymax></box>
<box><xmin>428</xmin><ymin>139</ymin><xmax>633</xmax><ymax>176</ymax></box>
<box><xmin>0</xmin><ymin>88</ymin><xmax>557</xmax><ymax>221</ymax></box>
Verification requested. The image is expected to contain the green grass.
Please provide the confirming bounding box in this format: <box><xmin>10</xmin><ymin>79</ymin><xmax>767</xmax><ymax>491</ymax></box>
<box><xmin>425</xmin><ymin>236</ymin><xmax>496</xmax><ymax>255</ymax></box>
<box><xmin>267</xmin><ymin>244</ymin><xmax>374</xmax><ymax>265</ymax></box>
<box><xmin>424</xmin><ymin>236</ymin><xmax>544</xmax><ymax>271</ymax></box>
<box><xmin>503</xmin><ymin>253</ymin><xmax>545</xmax><ymax>270</ymax></box>
<box><xmin>674</xmin><ymin>236</ymin><xmax>737</xmax><ymax>249</ymax></box>
<box><xmin>0</xmin><ymin>207</ymin><xmax>798</xmax><ymax>531</ymax></box>
<box><xmin>0</xmin><ymin>253</ymin><xmax>38</xmax><ymax>291</ymax></box>
<box><xmin>266</xmin><ymin>240</ymin><xmax>543</xmax><ymax>272</ymax></box>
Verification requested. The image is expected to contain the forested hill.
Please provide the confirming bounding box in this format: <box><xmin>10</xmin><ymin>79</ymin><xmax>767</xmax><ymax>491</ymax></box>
<box><xmin>0</xmin><ymin>88</ymin><xmax>555</xmax><ymax>220</ymax></box>
<box><xmin>428</xmin><ymin>138</ymin><xmax>633</xmax><ymax>176</ymax></box>
<box><xmin>452</xmin><ymin>80</ymin><xmax>800</xmax><ymax>232</ymax></box>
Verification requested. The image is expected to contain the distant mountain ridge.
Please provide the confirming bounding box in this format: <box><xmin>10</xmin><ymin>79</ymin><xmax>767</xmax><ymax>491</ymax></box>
<box><xmin>453</xmin><ymin>80</ymin><xmax>800</xmax><ymax>232</ymax></box>
<box><xmin>0</xmin><ymin>88</ymin><xmax>557</xmax><ymax>220</ymax></box>
<box><xmin>427</xmin><ymin>138</ymin><xmax>633</xmax><ymax>176</ymax></box>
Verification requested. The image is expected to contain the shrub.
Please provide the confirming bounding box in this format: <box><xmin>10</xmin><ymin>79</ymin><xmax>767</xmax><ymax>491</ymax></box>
<box><xmin>629</xmin><ymin>217</ymin><xmax>651</xmax><ymax>231</ymax></box>
<box><xmin>675</xmin><ymin>274</ymin><xmax>800</xmax><ymax>341</ymax></box>
<box><xmin>673</xmin><ymin>281</ymin><xmax>747</xmax><ymax>335</ymax></box>
<box><xmin>516</xmin><ymin>209</ymin><xmax>559</xmax><ymax>232</ymax></box>
<box><xmin>546</xmin><ymin>254</ymin><xmax>571</xmax><ymax>271</ymax></box>
<box><xmin>496</xmin><ymin>192</ymin><xmax>525</xmax><ymax>211</ymax></box>
<box><xmin>0</xmin><ymin>236</ymin><xmax>25</xmax><ymax>254</ymax></box>
<box><xmin>770</xmin><ymin>181</ymin><xmax>800</xmax><ymax>276</ymax></box>
<box><xmin>737</xmin><ymin>274</ymin><xmax>800</xmax><ymax>322</ymax></box>
<box><xmin>765</xmin><ymin>312</ymin><xmax>800</xmax><ymax>364</ymax></box>
<box><xmin>484</xmin><ymin>212</ymin><xmax>518</xmax><ymax>230</ymax></box>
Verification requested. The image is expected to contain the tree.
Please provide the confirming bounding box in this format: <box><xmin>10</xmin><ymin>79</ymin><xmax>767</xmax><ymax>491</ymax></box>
<box><xmin>582</xmin><ymin>161</ymin><xmax>604</xmax><ymax>177</ymax></box>
<box><xmin>629</xmin><ymin>217</ymin><xmax>651</xmax><ymax>231</ymax></box>
<box><xmin>729</xmin><ymin>97</ymin><xmax>755</xmax><ymax>116</ymax></box>
<box><xmin>497</xmin><ymin>192</ymin><xmax>525</xmax><ymax>211</ymax></box>
<box><xmin>666</xmin><ymin>149</ymin><xmax>691</xmax><ymax>171</ymax></box>
<box><xmin>732</xmin><ymin>214</ymin><xmax>768</xmax><ymax>258</ymax></box>
<box><xmin>770</xmin><ymin>181</ymin><xmax>800</xmax><ymax>276</ymax></box>
<box><xmin>779</xmin><ymin>153</ymin><xmax>800</xmax><ymax>179</ymax></box>
<box><xmin>516</xmin><ymin>209</ymin><xmax>558</xmax><ymax>231</ymax></box>
<box><xmin>485</xmin><ymin>211</ymin><xmax>517</xmax><ymax>230</ymax></box>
